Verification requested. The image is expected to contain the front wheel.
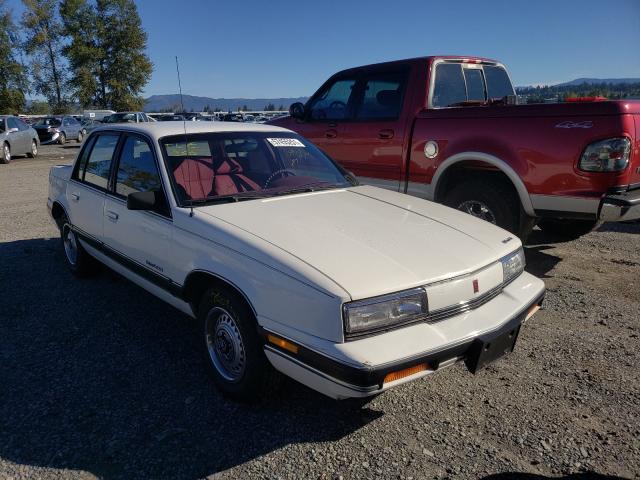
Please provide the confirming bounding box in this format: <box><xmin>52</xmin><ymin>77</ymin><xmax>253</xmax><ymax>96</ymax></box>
<box><xmin>58</xmin><ymin>132</ymin><xmax>66</xmax><ymax>145</ymax></box>
<box><xmin>59</xmin><ymin>216</ymin><xmax>97</xmax><ymax>276</ymax></box>
<box><xmin>0</xmin><ymin>142</ymin><xmax>10</xmax><ymax>164</ymax></box>
<box><xmin>537</xmin><ymin>219</ymin><xmax>598</xmax><ymax>241</ymax></box>
<box><xmin>27</xmin><ymin>140</ymin><xmax>38</xmax><ymax>158</ymax></box>
<box><xmin>443</xmin><ymin>178</ymin><xmax>520</xmax><ymax>235</ymax></box>
<box><xmin>77</xmin><ymin>131</ymin><xmax>83</xmax><ymax>143</ymax></box>
<box><xmin>198</xmin><ymin>287</ymin><xmax>280</xmax><ymax>402</ymax></box>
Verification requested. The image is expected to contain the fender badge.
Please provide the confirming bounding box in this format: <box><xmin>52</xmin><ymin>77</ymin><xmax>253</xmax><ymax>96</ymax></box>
<box><xmin>555</xmin><ymin>120</ymin><xmax>593</xmax><ymax>129</ymax></box>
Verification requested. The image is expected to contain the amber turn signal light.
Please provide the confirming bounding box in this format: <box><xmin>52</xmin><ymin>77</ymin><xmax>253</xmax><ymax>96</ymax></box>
<box><xmin>267</xmin><ymin>334</ymin><xmax>299</xmax><ymax>354</ymax></box>
<box><xmin>383</xmin><ymin>363</ymin><xmax>428</xmax><ymax>384</ymax></box>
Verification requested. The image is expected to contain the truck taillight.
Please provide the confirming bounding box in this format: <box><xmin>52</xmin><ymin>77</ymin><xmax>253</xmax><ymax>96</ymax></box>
<box><xmin>578</xmin><ymin>138</ymin><xmax>631</xmax><ymax>172</ymax></box>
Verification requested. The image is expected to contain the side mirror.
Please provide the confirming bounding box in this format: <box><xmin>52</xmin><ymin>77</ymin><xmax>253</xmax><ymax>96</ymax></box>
<box><xmin>289</xmin><ymin>102</ymin><xmax>306</xmax><ymax>120</ymax></box>
<box><xmin>127</xmin><ymin>190</ymin><xmax>166</xmax><ymax>213</ymax></box>
<box><xmin>7</xmin><ymin>127</ymin><xmax>18</xmax><ymax>134</ymax></box>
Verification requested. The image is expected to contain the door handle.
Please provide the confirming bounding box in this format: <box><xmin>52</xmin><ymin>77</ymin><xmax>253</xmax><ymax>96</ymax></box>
<box><xmin>70</xmin><ymin>193</ymin><xmax>79</xmax><ymax>201</ymax></box>
<box><xmin>378</xmin><ymin>129</ymin><xmax>394</xmax><ymax>139</ymax></box>
<box><xmin>106</xmin><ymin>210</ymin><xmax>119</xmax><ymax>221</ymax></box>
<box><xmin>325</xmin><ymin>129</ymin><xmax>338</xmax><ymax>139</ymax></box>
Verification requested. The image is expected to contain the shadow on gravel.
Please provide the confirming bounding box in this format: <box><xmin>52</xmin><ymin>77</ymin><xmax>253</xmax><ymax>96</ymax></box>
<box><xmin>523</xmin><ymin>245</ymin><xmax>561</xmax><ymax>279</ymax></box>
<box><xmin>481</xmin><ymin>473</ymin><xmax>626</xmax><ymax>479</ymax></box>
<box><xmin>0</xmin><ymin>238</ymin><xmax>381</xmax><ymax>479</ymax></box>
<box><xmin>597</xmin><ymin>220</ymin><xmax>640</xmax><ymax>234</ymax></box>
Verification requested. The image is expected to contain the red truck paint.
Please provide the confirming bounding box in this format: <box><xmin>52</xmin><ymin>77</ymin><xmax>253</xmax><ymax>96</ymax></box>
<box><xmin>270</xmin><ymin>56</ymin><xmax>640</xmax><ymax>239</ymax></box>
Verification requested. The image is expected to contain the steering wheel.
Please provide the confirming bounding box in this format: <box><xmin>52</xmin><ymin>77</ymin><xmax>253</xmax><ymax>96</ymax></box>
<box><xmin>264</xmin><ymin>169</ymin><xmax>296</xmax><ymax>188</ymax></box>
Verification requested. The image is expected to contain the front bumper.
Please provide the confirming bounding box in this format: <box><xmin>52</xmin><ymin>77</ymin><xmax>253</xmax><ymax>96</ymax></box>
<box><xmin>263</xmin><ymin>273</ymin><xmax>545</xmax><ymax>399</ymax></box>
<box><xmin>599</xmin><ymin>188</ymin><xmax>640</xmax><ymax>222</ymax></box>
<box><xmin>38</xmin><ymin>132</ymin><xmax>60</xmax><ymax>144</ymax></box>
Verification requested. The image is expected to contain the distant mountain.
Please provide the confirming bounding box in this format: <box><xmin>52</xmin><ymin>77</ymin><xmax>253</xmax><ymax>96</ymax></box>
<box><xmin>555</xmin><ymin>78</ymin><xmax>640</xmax><ymax>87</ymax></box>
<box><xmin>144</xmin><ymin>94</ymin><xmax>308</xmax><ymax>112</ymax></box>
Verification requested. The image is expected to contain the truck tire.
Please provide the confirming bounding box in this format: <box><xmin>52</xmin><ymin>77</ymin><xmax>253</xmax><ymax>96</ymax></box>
<box><xmin>59</xmin><ymin>215</ymin><xmax>97</xmax><ymax>276</ymax></box>
<box><xmin>198</xmin><ymin>287</ymin><xmax>281</xmax><ymax>402</ymax></box>
<box><xmin>537</xmin><ymin>219</ymin><xmax>598</xmax><ymax>241</ymax></box>
<box><xmin>443</xmin><ymin>178</ymin><xmax>520</xmax><ymax>235</ymax></box>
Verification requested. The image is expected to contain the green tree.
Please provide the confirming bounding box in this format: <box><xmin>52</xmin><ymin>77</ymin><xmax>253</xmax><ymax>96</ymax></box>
<box><xmin>61</xmin><ymin>0</ymin><xmax>152</xmax><ymax>110</ymax></box>
<box><xmin>0</xmin><ymin>0</ymin><xmax>28</xmax><ymax>113</ymax></box>
<box><xmin>21</xmin><ymin>0</ymin><xmax>68</xmax><ymax>113</ymax></box>
<box><xmin>26</xmin><ymin>99</ymin><xmax>49</xmax><ymax>114</ymax></box>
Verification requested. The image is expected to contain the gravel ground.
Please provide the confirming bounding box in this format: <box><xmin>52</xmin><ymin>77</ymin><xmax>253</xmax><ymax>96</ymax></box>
<box><xmin>1</xmin><ymin>145</ymin><xmax>638</xmax><ymax>480</ymax></box>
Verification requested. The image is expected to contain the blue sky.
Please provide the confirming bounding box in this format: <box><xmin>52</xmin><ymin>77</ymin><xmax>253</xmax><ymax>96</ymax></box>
<box><xmin>7</xmin><ymin>0</ymin><xmax>640</xmax><ymax>98</ymax></box>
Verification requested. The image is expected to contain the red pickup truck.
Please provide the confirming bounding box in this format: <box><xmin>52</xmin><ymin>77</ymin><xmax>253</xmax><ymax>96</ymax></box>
<box><xmin>270</xmin><ymin>56</ymin><xmax>640</xmax><ymax>240</ymax></box>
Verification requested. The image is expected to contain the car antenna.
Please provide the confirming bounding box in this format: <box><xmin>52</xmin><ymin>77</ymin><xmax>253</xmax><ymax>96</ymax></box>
<box><xmin>175</xmin><ymin>55</ymin><xmax>194</xmax><ymax>217</ymax></box>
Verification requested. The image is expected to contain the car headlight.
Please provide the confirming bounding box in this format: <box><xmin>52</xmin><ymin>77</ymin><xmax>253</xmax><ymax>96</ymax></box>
<box><xmin>343</xmin><ymin>287</ymin><xmax>428</xmax><ymax>336</ymax></box>
<box><xmin>579</xmin><ymin>137</ymin><xmax>630</xmax><ymax>172</ymax></box>
<box><xmin>500</xmin><ymin>247</ymin><xmax>526</xmax><ymax>285</ymax></box>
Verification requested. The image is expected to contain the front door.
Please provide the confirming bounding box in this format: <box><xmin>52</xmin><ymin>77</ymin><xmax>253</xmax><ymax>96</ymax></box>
<box><xmin>102</xmin><ymin>133</ymin><xmax>173</xmax><ymax>286</ymax></box>
<box><xmin>335</xmin><ymin>68</ymin><xmax>410</xmax><ymax>192</ymax></box>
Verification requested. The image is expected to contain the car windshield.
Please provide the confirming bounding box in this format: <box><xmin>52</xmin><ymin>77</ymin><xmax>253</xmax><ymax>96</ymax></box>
<box><xmin>35</xmin><ymin>117</ymin><xmax>61</xmax><ymax>127</ymax></box>
<box><xmin>104</xmin><ymin>113</ymin><xmax>136</xmax><ymax>123</ymax></box>
<box><xmin>160</xmin><ymin>132</ymin><xmax>352</xmax><ymax>206</ymax></box>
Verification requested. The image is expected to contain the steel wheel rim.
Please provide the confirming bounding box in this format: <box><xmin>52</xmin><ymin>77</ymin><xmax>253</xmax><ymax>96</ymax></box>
<box><xmin>3</xmin><ymin>144</ymin><xmax>9</xmax><ymax>162</ymax></box>
<box><xmin>63</xmin><ymin>225</ymin><xmax>78</xmax><ymax>265</ymax></box>
<box><xmin>31</xmin><ymin>141</ymin><xmax>37</xmax><ymax>156</ymax></box>
<box><xmin>205</xmin><ymin>307</ymin><xmax>246</xmax><ymax>382</ymax></box>
<box><xmin>458</xmin><ymin>200</ymin><xmax>497</xmax><ymax>224</ymax></box>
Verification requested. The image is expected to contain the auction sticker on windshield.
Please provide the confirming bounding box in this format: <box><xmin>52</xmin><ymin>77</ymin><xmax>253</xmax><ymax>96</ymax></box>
<box><xmin>267</xmin><ymin>138</ymin><xmax>305</xmax><ymax>148</ymax></box>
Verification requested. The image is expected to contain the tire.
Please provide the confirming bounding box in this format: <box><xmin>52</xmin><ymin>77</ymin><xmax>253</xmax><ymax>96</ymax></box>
<box><xmin>443</xmin><ymin>178</ymin><xmax>520</xmax><ymax>235</ymax></box>
<box><xmin>198</xmin><ymin>286</ymin><xmax>281</xmax><ymax>402</ymax></box>
<box><xmin>537</xmin><ymin>218</ymin><xmax>598</xmax><ymax>241</ymax></box>
<box><xmin>27</xmin><ymin>140</ymin><xmax>38</xmax><ymax>158</ymax></box>
<box><xmin>58</xmin><ymin>132</ymin><xmax>66</xmax><ymax>145</ymax></box>
<box><xmin>77</xmin><ymin>131</ymin><xmax>83</xmax><ymax>143</ymax></box>
<box><xmin>59</xmin><ymin>215</ymin><xmax>97</xmax><ymax>276</ymax></box>
<box><xmin>0</xmin><ymin>142</ymin><xmax>10</xmax><ymax>164</ymax></box>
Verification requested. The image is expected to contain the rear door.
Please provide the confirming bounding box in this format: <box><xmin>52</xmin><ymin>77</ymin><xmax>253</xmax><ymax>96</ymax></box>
<box><xmin>67</xmin><ymin>133</ymin><xmax>120</xmax><ymax>241</ymax></box>
<box><xmin>102</xmin><ymin>133</ymin><xmax>174</xmax><ymax>284</ymax></box>
<box><xmin>301</xmin><ymin>75</ymin><xmax>359</xmax><ymax>156</ymax></box>
<box><xmin>337</xmin><ymin>68</ymin><xmax>411</xmax><ymax>191</ymax></box>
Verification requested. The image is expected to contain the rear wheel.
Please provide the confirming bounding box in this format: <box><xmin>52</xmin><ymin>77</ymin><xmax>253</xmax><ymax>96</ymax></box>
<box><xmin>0</xmin><ymin>142</ymin><xmax>10</xmax><ymax>164</ymax></box>
<box><xmin>198</xmin><ymin>287</ymin><xmax>281</xmax><ymax>402</ymax></box>
<box><xmin>27</xmin><ymin>140</ymin><xmax>38</xmax><ymax>158</ymax></box>
<box><xmin>443</xmin><ymin>178</ymin><xmax>520</xmax><ymax>235</ymax></box>
<box><xmin>58</xmin><ymin>132</ymin><xmax>66</xmax><ymax>145</ymax></box>
<box><xmin>59</xmin><ymin>214</ymin><xmax>97</xmax><ymax>276</ymax></box>
<box><xmin>537</xmin><ymin>218</ymin><xmax>598</xmax><ymax>241</ymax></box>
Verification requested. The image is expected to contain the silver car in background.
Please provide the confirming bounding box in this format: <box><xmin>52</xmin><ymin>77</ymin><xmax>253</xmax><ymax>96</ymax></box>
<box><xmin>0</xmin><ymin>115</ymin><xmax>40</xmax><ymax>164</ymax></box>
<box><xmin>33</xmin><ymin>116</ymin><xmax>84</xmax><ymax>145</ymax></box>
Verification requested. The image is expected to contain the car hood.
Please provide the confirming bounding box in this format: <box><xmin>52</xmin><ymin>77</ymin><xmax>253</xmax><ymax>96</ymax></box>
<box><xmin>196</xmin><ymin>185</ymin><xmax>519</xmax><ymax>300</ymax></box>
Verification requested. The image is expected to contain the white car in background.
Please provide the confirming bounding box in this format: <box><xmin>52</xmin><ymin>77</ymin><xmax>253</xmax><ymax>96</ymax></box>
<box><xmin>47</xmin><ymin>122</ymin><xmax>545</xmax><ymax>401</ymax></box>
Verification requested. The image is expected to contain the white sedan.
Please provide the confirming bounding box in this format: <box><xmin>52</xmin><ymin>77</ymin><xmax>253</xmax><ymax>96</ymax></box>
<box><xmin>47</xmin><ymin>122</ymin><xmax>545</xmax><ymax>401</ymax></box>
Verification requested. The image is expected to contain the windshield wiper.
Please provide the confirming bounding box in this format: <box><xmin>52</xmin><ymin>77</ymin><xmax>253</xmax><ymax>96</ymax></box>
<box><xmin>273</xmin><ymin>181</ymin><xmax>346</xmax><ymax>197</ymax></box>
<box><xmin>183</xmin><ymin>192</ymin><xmax>270</xmax><ymax>206</ymax></box>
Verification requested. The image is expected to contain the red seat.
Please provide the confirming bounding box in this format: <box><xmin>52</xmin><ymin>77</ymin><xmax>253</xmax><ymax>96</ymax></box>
<box><xmin>173</xmin><ymin>157</ymin><xmax>215</xmax><ymax>200</ymax></box>
<box><xmin>213</xmin><ymin>158</ymin><xmax>260</xmax><ymax>196</ymax></box>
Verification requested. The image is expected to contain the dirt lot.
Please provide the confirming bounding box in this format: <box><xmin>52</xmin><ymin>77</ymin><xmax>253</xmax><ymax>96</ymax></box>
<box><xmin>1</xmin><ymin>144</ymin><xmax>639</xmax><ymax>480</ymax></box>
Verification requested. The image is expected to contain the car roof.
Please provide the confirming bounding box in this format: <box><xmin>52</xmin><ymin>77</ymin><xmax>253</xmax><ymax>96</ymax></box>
<box><xmin>91</xmin><ymin>121</ymin><xmax>293</xmax><ymax>139</ymax></box>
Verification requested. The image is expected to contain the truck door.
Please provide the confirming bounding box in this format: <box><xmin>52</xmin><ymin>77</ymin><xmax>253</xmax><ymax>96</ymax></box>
<box><xmin>301</xmin><ymin>75</ymin><xmax>358</xmax><ymax>158</ymax></box>
<box><xmin>334</xmin><ymin>68</ymin><xmax>410</xmax><ymax>192</ymax></box>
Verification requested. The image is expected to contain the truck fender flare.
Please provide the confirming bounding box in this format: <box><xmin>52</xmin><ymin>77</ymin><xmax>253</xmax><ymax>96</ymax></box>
<box><xmin>433</xmin><ymin>151</ymin><xmax>535</xmax><ymax>217</ymax></box>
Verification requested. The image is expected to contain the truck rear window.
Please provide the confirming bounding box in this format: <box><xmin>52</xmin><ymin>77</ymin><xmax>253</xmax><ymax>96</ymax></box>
<box><xmin>432</xmin><ymin>62</ymin><xmax>514</xmax><ymax>107</ymax></box>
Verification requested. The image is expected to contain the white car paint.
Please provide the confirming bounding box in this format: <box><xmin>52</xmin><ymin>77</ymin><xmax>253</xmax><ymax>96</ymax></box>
<box><xmin>48</xmin><ymin>122</ymin><xmax>545</xmax><ymax>399</ymax></box>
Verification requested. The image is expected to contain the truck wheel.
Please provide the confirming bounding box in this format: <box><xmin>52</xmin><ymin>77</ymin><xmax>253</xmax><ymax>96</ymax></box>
<box><xmin>198</xmin><ymin>287</ymin><xmax>281</xmax><ymax>402</ymax></box>
<box><xmin>59</xmin><ymin>215</ymin><xmax>97</xmax><ymax>276</ymax></box>
<box><xmin>27</xmin><ymin>140</ymin><xmax>38</xmax><ymax>158</ymax></box>
<box><xmin>1</xmin><ymin>142</ymin><xmax>10</xmax><ymax>164</ymax></box>
<box><xmin>537</xmin><ymin>219</ymin><xmax>598</xmax><ymax>241</ymax></box>
<box><xmin>443</xmin><ymin>179</ymin><xmax>520</xmax><ymax>235</ymax></box>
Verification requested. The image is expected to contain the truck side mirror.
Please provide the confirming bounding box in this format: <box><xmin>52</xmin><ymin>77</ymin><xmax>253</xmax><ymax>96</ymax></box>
<box><xmin>289</xmin><ymin>102</ymin><xmax>306</xmax><ymax>120</ymax></box>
